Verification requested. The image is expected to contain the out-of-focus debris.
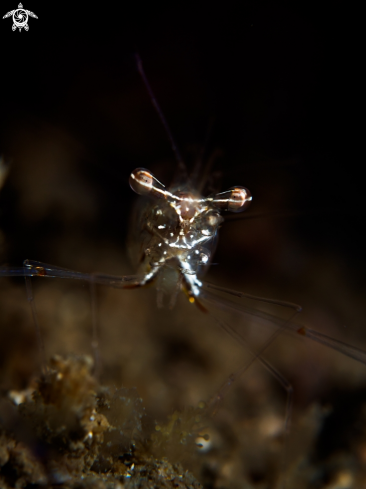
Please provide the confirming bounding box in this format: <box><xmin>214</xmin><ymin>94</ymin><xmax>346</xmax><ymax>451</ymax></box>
<box><xmin>150</xmin><ymin>402</ymin><xmax>210</xmax><ymax>466</ymax></box>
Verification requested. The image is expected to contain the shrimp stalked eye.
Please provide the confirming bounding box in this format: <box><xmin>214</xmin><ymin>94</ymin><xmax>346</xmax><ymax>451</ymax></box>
<box><xmin>129</xmin><ymin>168</ymin><xmax>167</xmax><ymax>200</ymax></box>
<box><xmin>211</xmin><ymin>186</ymin><xmax>252</xmax><ymax>213</ymax></box>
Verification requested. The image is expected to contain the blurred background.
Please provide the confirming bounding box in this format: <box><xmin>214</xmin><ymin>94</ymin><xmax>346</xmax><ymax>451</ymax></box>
<box><xmin>0</xmin><ymin>2</ymin><xmax>365</xmax><ymax>487</ymax></box>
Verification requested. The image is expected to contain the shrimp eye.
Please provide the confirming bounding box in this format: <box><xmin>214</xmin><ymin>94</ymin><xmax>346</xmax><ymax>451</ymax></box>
<box><xmin>227</xmin><ymin>186</ymin><xmax>252</xmax><ymax>212</ymax></box>
<box><xmin>211</xmin><ymin>186</ymin><xmax>252</xmax><ymax>213</ymax></box>
<box><xmin>129</xmin><ymin>168</ymin><xmax>166</xmax><ymax>199</ymax></box>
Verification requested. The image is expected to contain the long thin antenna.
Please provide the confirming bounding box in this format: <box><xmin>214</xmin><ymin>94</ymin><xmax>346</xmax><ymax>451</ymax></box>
<box><xmin>135</xmin><ymin>54</ymin><xmax>186</xmax><ymax>174</ymax></box>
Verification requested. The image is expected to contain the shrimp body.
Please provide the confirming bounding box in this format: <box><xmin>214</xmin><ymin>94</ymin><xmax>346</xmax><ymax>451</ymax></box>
<box><xmin>128</xmin><ymin>168</ymin><xmax>251</xmax><ymax>307</ymax></box>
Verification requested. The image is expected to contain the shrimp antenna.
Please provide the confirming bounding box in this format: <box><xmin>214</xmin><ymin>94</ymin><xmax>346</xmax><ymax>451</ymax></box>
<box><xmin>135</xmin><ymin>53</ymin><xmax>186</xmax><ymax>175</ymax></box>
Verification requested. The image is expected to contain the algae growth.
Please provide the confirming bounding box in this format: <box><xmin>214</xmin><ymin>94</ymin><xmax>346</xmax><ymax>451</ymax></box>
<box><xmin>0</xmin><ymin>355</ymin><xmax>204</xmax><ymax>488</ymax></box>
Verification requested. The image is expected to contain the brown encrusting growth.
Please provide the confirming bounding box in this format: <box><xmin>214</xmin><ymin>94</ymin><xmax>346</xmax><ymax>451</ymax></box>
<box><xmin>0</xmin><ymin>355</ymin><xmax>203</xmax><ymax>488</ymax></box>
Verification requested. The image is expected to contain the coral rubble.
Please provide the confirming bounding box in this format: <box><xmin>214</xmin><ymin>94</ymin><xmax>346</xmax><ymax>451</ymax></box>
<box><xmin>0</xmin><ymin>355</ymin><xmax>203</xmax><ymax>488</ymax></box>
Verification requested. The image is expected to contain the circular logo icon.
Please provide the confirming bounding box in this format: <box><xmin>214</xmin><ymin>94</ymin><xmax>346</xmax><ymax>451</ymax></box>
<box><xmin>13</xmin><ymin>8</ymin><xmax>28</xmax><ymax>29</ymax></box>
